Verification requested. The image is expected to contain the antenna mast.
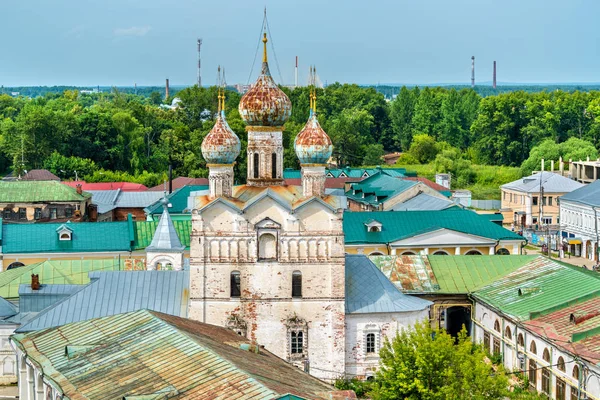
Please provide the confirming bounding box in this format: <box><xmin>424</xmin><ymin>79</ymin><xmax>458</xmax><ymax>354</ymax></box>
<box><xmin>197</xmin><ymin>38</ymin><xmax>203</xmax><ymax>87</ymax></box>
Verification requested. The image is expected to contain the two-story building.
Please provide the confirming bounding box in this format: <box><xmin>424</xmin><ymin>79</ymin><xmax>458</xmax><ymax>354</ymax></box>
<box><xmin>559</xmin><ymin>179</ymin><xmax>600</xmax><ymax>261</ymax></box>
<box><xmin>0</xmin><ymin>181</ymin><xmax>92</xmax><ymax>223</ymax></box>
<box><xmin>501</xmin><ymin>172</ymin><xmax>583</xmax><ymax>229</ymax></box>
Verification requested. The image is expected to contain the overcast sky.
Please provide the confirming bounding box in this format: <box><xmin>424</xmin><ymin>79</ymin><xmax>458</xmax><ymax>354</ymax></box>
<box><xmin>1</xmin><ymin>0</ymin><xmax>598</xmax><ymax>87</ymax></box>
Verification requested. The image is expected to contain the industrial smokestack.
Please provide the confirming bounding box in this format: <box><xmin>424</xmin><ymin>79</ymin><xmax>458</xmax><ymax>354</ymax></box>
<box><xmin>493</xmin><ymin>61</ymin><xmax>497</xmax><ymax>89</ymax></box>
<box><xmin>295</xmin><ymin>56</ymin><xmax>298</xmax><ymax>88</ymax></box>
<box><xmin>197</xmin><ymin>38</ymin><xmax>203</xmax><ymax>87</ymax></box>
<box><xmin>165</xmin><ymin>78</ymin><xmax>170</xmax><ymax>100</ymax></box>
<box><xmin>471</xmin><ymin>56</ymin><xmax>475</xmax><ymax>88</ymax></box>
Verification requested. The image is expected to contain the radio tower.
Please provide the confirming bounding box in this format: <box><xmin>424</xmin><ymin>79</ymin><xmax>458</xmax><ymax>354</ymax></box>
<box><xmin>471</xmin><ymin>56</ymin><xmax>475</xmax><ymax>88</ymax></box>
<box><xmin>197</xmin><ymin>38</ymin><xmax>203</xmax><ymax>87</ymax></box>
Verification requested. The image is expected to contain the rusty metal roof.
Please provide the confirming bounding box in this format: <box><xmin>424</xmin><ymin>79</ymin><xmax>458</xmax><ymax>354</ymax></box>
<box><xmin>201</xmin><ymin>111</ymin><xmax>241</xmax><ymax>164</ymax></box>
<box><xmin>522</xmin><ymin>297</ymin><xmax>600</xmax><ymax>365</ymax></box>
<box><xmin>294</xmin><ymin>113</ymin><xmax>332</xmax><ymax>165</ymax></box>
<box><xmin>12</xmin><ymin>309</ymin><xmax>335</xmax><ymax>399</ymax></box>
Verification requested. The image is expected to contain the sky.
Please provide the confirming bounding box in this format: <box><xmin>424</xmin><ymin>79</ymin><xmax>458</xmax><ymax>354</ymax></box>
<box><xmin>1</xmin><ymin>0</ymin><xmax>599</xmax><ymax>87</ymax></box>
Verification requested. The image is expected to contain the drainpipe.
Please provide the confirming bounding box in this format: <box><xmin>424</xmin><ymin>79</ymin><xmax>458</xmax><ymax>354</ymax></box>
<box><xmin>593</xmin><ymin>206</ymin><xmax>599</xmax><ymax>263</ymax></box>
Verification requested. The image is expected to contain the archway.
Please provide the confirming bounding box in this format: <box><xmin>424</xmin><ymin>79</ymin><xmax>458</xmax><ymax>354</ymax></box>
<box><xmin>444</xmin><ymin>306</ymin><xmax>471</xmax><ymax>337</ymax></box>
<box><xmin>496</xmin><ymin>248</ymin><xmax>510</xmax><ymax>255</ymax></box>
<box><xmin>7</xmin><ymin>262</ymin><xmax>24</xmax><ymax>270</ymax></box>
<box><xmin>259</xmin><ymin>233</ymin><xmax>277</xmax><ymax>261</ymax></box>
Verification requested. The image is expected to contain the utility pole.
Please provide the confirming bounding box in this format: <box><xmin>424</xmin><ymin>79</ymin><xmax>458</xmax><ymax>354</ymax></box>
<box><xmin>471</xmin><ymin>56</ymin><xmax>475</xmax><ymax>88</ymax></box>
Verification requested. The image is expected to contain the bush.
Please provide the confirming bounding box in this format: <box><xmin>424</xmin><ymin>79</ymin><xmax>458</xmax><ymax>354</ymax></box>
<box><xmin>334</xmin><ymin>378</ymin><xmax>374</xmax><ymax>398</ymax></box>
<box><xmin>395</xmin><ymin>153</ymin><xmax>419</xmax><ymax>165</ymax></box>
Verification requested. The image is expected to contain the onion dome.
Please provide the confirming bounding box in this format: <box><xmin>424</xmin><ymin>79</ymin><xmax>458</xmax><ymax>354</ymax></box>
<box><xmin>238</xmin><ymin>33</ymin><xmax>291</xmax><ymax>126</ymax></box>
<box><xmin>201</xmin><ymin>106</ymin><xmax>241</xmax><ymax>164</ymax></box>
<box><xmin>294</xmin><ymin>111</ymin><xmax>333</xmax><ymax>165</ymax></box>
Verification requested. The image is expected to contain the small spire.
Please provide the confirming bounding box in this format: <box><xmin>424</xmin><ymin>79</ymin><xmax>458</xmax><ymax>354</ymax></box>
<box><xmin>262</xmin><ymin>32</ymin><xmax>268</xmax><ymax>63</ymax></box>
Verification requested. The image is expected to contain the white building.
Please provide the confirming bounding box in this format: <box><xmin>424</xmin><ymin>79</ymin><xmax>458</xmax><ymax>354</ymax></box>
<box><xmin>471</xmin><ymin>258</ymin><xmax>600</xmax><ymax>400</ymax></box>
<box><xmin>559</xmin><ymin>179</ymin><xmax>600</xmax><ymax>261</ymax></box>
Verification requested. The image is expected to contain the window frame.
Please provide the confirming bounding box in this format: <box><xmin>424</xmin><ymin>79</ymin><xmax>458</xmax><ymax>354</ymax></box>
<box><xmin>34</xmin><ymin>208</ymin><xmax>42</xmax><ymax>220</ymax></box>
<box><xmin>230</xmin><ymin>271</ymin><xmax>241</xmax><ymax>298</ymax></box>
<box><xmin>50</xmin><ymin>208</ymin><xmax>58</xmax><ymax>220</ymax></box>
<box><xmin>18</xmin><ymin>208</ymin><xmax>26</xmax><ymax>220</ymax></box>
<box><xmin>366</xmin><ymin>333</ymin><xmax>376</xmax><ymax>354</ymax></box>
<box><xmin>291</xmin><ymin>271</ymin><xmax>302</xmax><ymax>298</ymax></box>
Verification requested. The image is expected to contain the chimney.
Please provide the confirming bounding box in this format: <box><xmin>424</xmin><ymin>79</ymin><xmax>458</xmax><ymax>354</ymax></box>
<box><xmin>76</xmin><ymin>184</ymin><xmax>82</xmax><ymax>195</ymax></box>
<box><xmin>559</xmin><ymin>156</ymin><xmax>564</xmax><ymax>174</ymax></box>
<box><xmin>295</xmin><ymin>56</ymin><xmax>298</xmax><ymax>88</ymax></box>
<box><xmin>165</xmin><ymin>78</ymin><xmax>170</xmax><ymax>100</ymax></box>
<box><xmin>31</xmin><ymin>274</ymin><xmax>40</xmax><ymax>291</ymax></box>
<box><xmin>493</xmin><ymin>61</ymin><xmax>497</xmax><ymax>89</ymax></box>
<box><xmin>541</xmin><ymin>158</ymin><xmax>545</xmax><ymax>171</ymax></box>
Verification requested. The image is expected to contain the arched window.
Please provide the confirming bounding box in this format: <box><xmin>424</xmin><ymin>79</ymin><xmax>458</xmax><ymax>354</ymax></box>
<box><xmin>253</xmin><ymin>153</ymin><xmax>259</xmax><ymax>179</ymax></box>
<box><xmin>529</xmin><ymin>341</ymin><xmax>538</xmax><ymax>388</ymax></box>
<box><xmin>571</xmin><ymin>365</ymin><xmax>580</xmax><ymax>400</ymax></box>
<box><xmin>530</xmin><ymin>341</ymin><xmax>537</xmax><ymax>355</ymax></box>
<box><xmin>369</xmin><ymin>252</ymin><xmax>384</xmax><ymax>256</ymax></box>
<box><xmin>432</xmin><ymin>251</ymin><xmax>448</xmax><ymax>255</ymax></box>
<box><xmin>494</xmin><ymin>320</ymin><xmax>500</xmax><ymax>332</ymax></box>
<box><xmin>542</xmin><ymin>349</ymin><xmax>551</xmax><ymax>394</ymax></box>
<box><xmin>258</xmin><ymin>233</ymin><xmax>277</xmax><ymax>261</ymax></box>
<box><xmin>517</xmin><ymin>333</ymin><xmax>524</xmax><ymax>347</ymax></box>
<box><xmin>505</xmin><ymin>326</ymin><xmax>512</xmax><ymax>340</ymax></box>
<box><xmin>369</xmin><ymin>226</ymin><xmax>380</xmax><ymax>232</ymax></box>
<box><xmin>2</xmin><ymin>357</ymin><xmax>13</xmax><ymax>375</ymax></box>
<box><xmin>496</xmin><ymin>248</ymin><xmax>510</xmax><ymax>255</ymax></box>
<box><xmin>230</xmin><ymin>271</ymin><xmax>241</xmax><ymax>298</ymax></box>
<box><xmin>292</xmin><ymin>271</ymin><xmax>302</xmax><ymax>298</ymax></box>
<box><xmin>466</xmin><ymin>250</ymin><xmax>482</xmax><ymax>255</ymax></box>
<box><xmin>401</xmin><ymin>251</ymin><xmax>416</xmax><ymax>255</ymax></box>
<box><xmin>271</xmin><ymin>153</ymin><xmax>277</xmax><ymax>178</ymax></box>
<box><xmin>557</xmin><ymin>356</ymin><xmax>565</xmax><ymax>372</ymax></box>
<box><xmin>556</xmin><ymin>357</ymin><xmax>566</xmax><ymax>400</ymax></box>
<box><xmin>366</xmin><ymin>333</ymin><xmax>376</xmax><ymax>354</ymax></box>
<box><xmin>7</xmin><ymin>262</ymin><xmax>24</xmax><ymax>270</ymax></box>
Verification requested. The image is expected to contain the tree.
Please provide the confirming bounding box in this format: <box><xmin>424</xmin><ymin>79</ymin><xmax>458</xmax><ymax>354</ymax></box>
<box><xmin>521</xmin><ymin>137</ymin><xmax>598</xmax><ymax>175</ymax></box>
<box><xmin>370</xmin><ymin>321</ymin><xmax>509</xmax><ymax>400</ymax></box>
<box><xmin>408</xmin><ymin>134</ymin><xmax>438</xmax><ymax>164</ymax></box>
<box><xmin>390</xmin><ymin>86</ymin><xmax>418</xmax><ymax>151</ymax></box>
<box><xmin>362</xmin><ymin>144</ymin><xmax>384</xmax><ymax>166</ymax></box>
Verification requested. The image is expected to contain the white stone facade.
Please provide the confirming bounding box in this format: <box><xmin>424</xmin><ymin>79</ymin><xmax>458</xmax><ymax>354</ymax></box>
<box><xmin>472</xmin><ymin>301</ymin><xmax>600</xmax><ymax>400</ymax></box>
<box><xmin>12</xmin><ymin>346</ymin><xmax>63</xmax><ymax>400</ymax></box>
<box><xmin>189</xmin><ymin>196</ymin><xmax>346</xmax><ymax>382</ymax></box>
<box><xmin>345</xmin><ymin>310</ymin><xmax>428</xmax><ymax>379</ymax></box>
<box><xmin>0</xmin><ymin>323</ymin><xmax>17</xmax><ymax>385</ymax></box>
<box><xmin>560</xmin><ymin>199</ymin><xmax>600</xmax><ymax>261</ymax></box>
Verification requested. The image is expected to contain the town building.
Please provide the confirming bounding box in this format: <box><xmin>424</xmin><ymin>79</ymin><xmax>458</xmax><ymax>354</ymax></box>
<box><xmin>500</xmin><ymin>172</ymin><xmax>583</xmax><ymax>228</ymax></box>
<box><xmin>0</xmin><ymin>181</ymin><xmax>92</xmax><ymax>223</ymax></box>
<box><xmin>87</xmin><ymin>189</ymin><xmax>164</xmax><ymax>221</ymax></box>
<box><xmin>145</xmin><ymin>184</ymin><xmax>208</xmax><ymax>221</ymax></box>
<box><xmin>570</xmin><ymin>158</ymin><xmax>600</xmax><ymax>183</ymax></box>
<box><xmin>1</xmin><ymin>169</ymin><xmax>60</xmax><ymax>182</ymax></box>
<box><xmin>471</xmin><ymin>258</ymin><xmax>600</xmax><ymax>400</ymax></box>
<box><xmin>345</xmin><ymin>173</ymin><xmax>451</xmax><ymax>211</ymax></box>
<box><xmin>344</xmin><ymin>208</ymin><xmax>525</xmax><ymax>256</ymax></box>
<box><xmin>147</xmin><ymin>176</ymin><xmax>209</xmax><ymax>191</ymax></box>
<box><xmin>11</xmin><ymin>309</ymin><xmax>342</xmax><ymax>400</ymax></box>
<box><xmin>559</xmin><ymin>179</ymin><xmax>600</xmax><ymax>260</ymax></box>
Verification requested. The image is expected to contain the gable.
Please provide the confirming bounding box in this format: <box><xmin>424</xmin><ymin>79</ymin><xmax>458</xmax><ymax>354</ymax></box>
<box><xmin>390</xmin><ymin>228</ymin><xmax>497</xmax><ymax>247</ymax></box>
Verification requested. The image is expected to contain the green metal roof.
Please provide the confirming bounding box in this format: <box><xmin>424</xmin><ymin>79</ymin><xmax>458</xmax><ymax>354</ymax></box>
<box><xmin>1</xmin><ymin>220</ymin><xmax>133</xmax><ymax>253</ymax></box>
<box><xmin>11</xmin><ymin>309</ymin><xmax>333</xmax><ymax>399</ymax></box>
<box><xmin>133</xmin><ymin>220</ymin><xmax>191</xmax><ymax>250</ymax></box>
<box><xmin>472</xmin><ymin>257</ymin><xmax>600</xmax><ymax>321</ymax></box>
<box><xmin>0</xmin><ymin>181</ymin><xmax>90</xmax><ymax>202</ymax></box>
<box><xmin>479</xmin><ymin>213</ymin><xmax>504</xmax><ymax>222</ymax></box>
<box><xmin>145</xmin><ymin>185</ymin><xmax>208</xmax><ymax>215</ymax></box>
<box><xmin>0</xmin><ymin>259</ymin><xmax>121</xmax><ymax>299</ymax></box>
<box><xmin>371</xmin><ymin>255</ymin><xmax>536</xmax><ymax>294</ymax></box>
<box><xmin>343</xmin><ymin>208</ymin><xmax>525</xmax><ymax>244</ymax></box>
<box><xmin>282</xmin><ymin>167</ymin><xmax>409</xmax><ymax>180</ymax></box>
<box><xmin>346</xmin><ymin>174</ymin><xmax>417</xmax><ymax>206</ymax></box>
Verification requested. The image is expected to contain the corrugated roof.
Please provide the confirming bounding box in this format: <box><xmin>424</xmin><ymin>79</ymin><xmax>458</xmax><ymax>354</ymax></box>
<box><xmin>17</xmin><ymin>270</ymin><xmax>189</xmax><ymax>332</ymax></box>
<box><xmin>472</xmin><ymin>257</ymin><xmax>600</xmax><ymax>321</ymax></box>
<box><xmin>346</xmin><ymin>174</ymin><xmax>416</xmax><ymax>206</ymax></box>
<box><xmin>0</xmin><ymin>181</ymin><xmax>90</xmax><ymax>202</ymax></box>
<box><xmin>345</xmin><ymin>254</ymin><xmax>431</xmax><ymax>314</ymax></box>
<box><xmin>1</xmin><ymin>220</ymin><xmax>133</xmax><ymax>254</ymax></box>
<box><xmin>283</xmin><ymin>167</ymin><xmax>409</xmax><ymax>180</ymax></box>
<box><xmin>391</xmin><ymin>193</ymin><xmax>455</xmax><ymax>211</ymax></box>
<box><xmin>18</xmin><ymin>284</ymin><xmax>84</xmax><ymax>313</ymax></box>
<box><xmin>146</xmin><ymin>185</ymin><xmax>208</xmax><ymax>215</ymax></box>
<box><xmin>522</xmin><ymin>297</ymin><xmax>600</xmax><ymax>365</ymax></box>
<box><xmin>560</xmin><ymin>179</ymin><xmax>600</xmax><ymax>207</ymax></box>
<box><xmin>403</xmin><ymin>177</ymin><xmax>452</xmax><ymax>197</ymax></box>
<box><xmin>12</xmin><ymin>309</ymin><xmax>335</xmax><ymax>399</ymax></box>
<box><xmin>501</xmin><ymin>171</ymin><xmax>583</xmax><ymax>194</ymax></box>
<box><xmin>134</xmin><ymin>219</ymin><xmax>191</xmax><ymax>250</ymax></box>
<box><xmin>0</xmin><ymin>296</ymin><xmax>17</xmax><ymax>318</ymax></box>
<box><xmin>343</xmin><ymin>208</ymin><xmax>524</xmax><ymax>244</ymax></box>
<box><xmin>88</xmin><ymin>190</ymin><xmax>163</xmax><ymax>214</ymax></box>
<box><xmin>21</xmin><ymin>169</ymin><xmax>60</xmax><ymax>181</ymax></box>
<box><xmin>0</xmin><ymin>259</ymin><xmax>121</xmax><ymax>299</ymax></box>
<box><xmin>371</xmin><ymin>255</ymin><xmax>535</xmax><ymax>294</ymax></box>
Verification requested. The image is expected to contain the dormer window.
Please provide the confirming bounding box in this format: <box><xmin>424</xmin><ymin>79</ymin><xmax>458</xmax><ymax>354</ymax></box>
<box><xmin>56</xmin><ymin>224</ymin><xmax>73</xmax><ymax>241</ymax></box>
<box><xmin>365</xmin><ymin>219</ymin><xmax>383</xmax><ymax>233</ymax></box>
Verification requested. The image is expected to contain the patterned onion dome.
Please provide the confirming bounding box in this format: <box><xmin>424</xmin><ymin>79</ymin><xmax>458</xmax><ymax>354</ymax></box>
<box><xmin>238</xmin><ymin>34</ymin><xmax>291</xmax><ymax>126</ymax></box>
<box><xmin>201</xmin><ymin>111</ymin><xmax>241</xmax><ymax>164</ymax></box>
<box><xmin>294</xmin><ymin>112</ymin><xmax>333</xmax><ymax>164</ymax></box>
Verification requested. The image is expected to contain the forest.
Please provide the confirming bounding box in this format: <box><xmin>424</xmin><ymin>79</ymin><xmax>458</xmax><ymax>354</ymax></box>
<box><xmin>1</xmin><ymin>84</ymin><xmax>600</xmax><ymax>191</ymax></box>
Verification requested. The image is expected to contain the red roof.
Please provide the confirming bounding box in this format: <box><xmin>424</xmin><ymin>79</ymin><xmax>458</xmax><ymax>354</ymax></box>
<box><xmin>62</xmin><ymin>181</ymin><xmax>148</xmax><ymax>192</ymax></box>
<box><xmin>22</xmin><ymin>169</ymin><xmax>60</xmax><ymax>181</ymax></box>
<box><xmin>404</xmin><ymin>177</ymin><xmax>449</xmax><ymax>192</ymax></box>
<box><xmin>148</xmin><ymin>177</ymin><xmax>209</xmax><ymax>191</ymax></box>
<box><xmin>522</xmin><ymin>297</ymin><xmax>600</xmax><ymax>365</ymax></box>
<box><xmin>285</xmin><ymin>177</ymin><xmax>362</xmax><ymax>189</ymax></box>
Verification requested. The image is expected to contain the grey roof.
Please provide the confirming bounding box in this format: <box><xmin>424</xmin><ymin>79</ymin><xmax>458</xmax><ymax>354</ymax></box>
<box><xmin>89</xmin><ymin>190</ymin><xmax>163</xmax><ymax>214</ymax></box>
<box><xmin>345</xmin><ymin>254</ymin><xmax>432</xmax><ymax>314</ymax></box>
<box><xmin>17</xmin><ymin>270</ymin><xmax>189</xmax><ymax>332</ymax></box>
<box><xmin>392</xmin><ymin>192</ymin><xmax>454</xmax><ymax>211</ymax></box>
<box><xmin>501</xmin><ymin>171</ymin><xmax>584</xmax><ymax>194</ymax></box>
<box><xmin>560</xmin><ymin>179</ymin><xmax>600</xmax><ymax>207</ymax></box>
<box><xmin>147</xmin><ymin>200</ymin><xmax>185</xmax><ymax>252</ymax></box>
<box><xmin>19</xmin><ymin>284</ymin><xmax>85</xmax><ymax>313</ymax></box>
<box><xmin>0</xmin><ymin>296</ymin><xmax>17</xmax><ymax>318</ymax></box>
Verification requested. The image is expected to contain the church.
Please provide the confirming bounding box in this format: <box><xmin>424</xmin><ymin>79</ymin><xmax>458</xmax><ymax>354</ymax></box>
<box><xmin>184</xmin><ymin>29</ymin><xmax>430</xmax><ymax>381</ymax></box>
